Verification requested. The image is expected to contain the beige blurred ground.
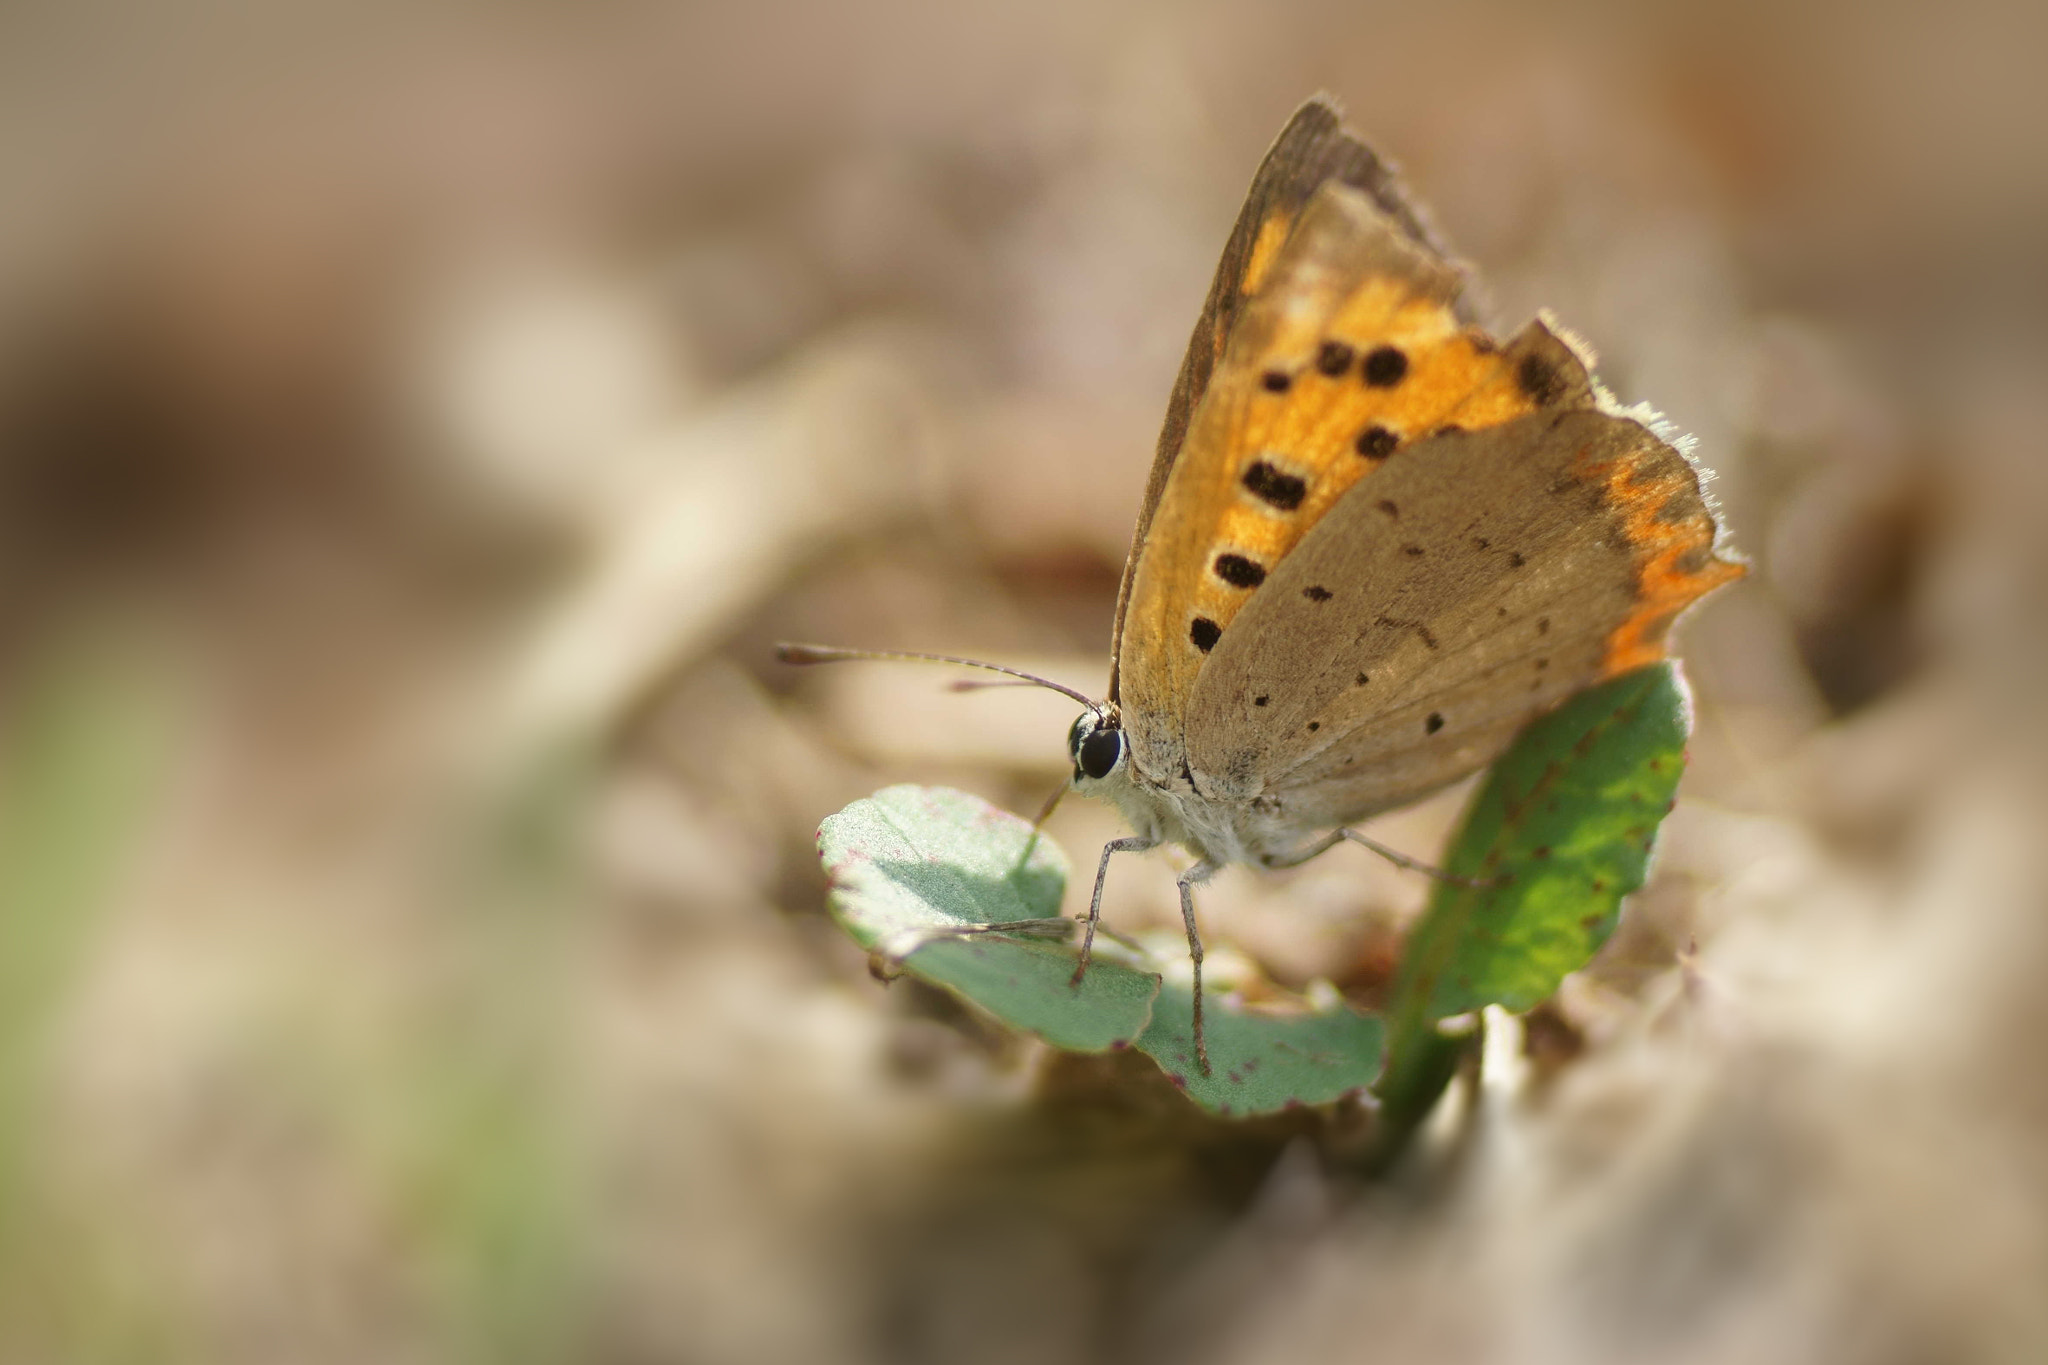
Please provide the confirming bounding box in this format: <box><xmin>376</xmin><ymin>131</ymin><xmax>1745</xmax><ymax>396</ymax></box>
<box><xmin>0</xmin><ymin>1</ymin><xmax>2045</xmax><ymax>1361</ymax></box>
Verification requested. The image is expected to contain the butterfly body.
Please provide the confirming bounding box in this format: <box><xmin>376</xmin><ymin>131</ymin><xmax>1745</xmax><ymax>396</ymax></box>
<box><xmin>1072</xmin><ymin>704</ymin><xmax>1292</xmax><ymax>868</ymax></box>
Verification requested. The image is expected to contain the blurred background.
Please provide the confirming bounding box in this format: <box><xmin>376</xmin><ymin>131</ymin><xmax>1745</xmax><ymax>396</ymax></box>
<box><xmin>1</xmin><ymin>0</ymin><xmax>2046</xmax><ymax>1361</ymax></box>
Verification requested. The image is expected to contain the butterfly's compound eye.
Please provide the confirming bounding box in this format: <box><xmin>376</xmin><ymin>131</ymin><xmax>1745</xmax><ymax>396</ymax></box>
<box><xmin>1066</xmin><ymin>712</ymin><xmax>1090</xmax><ymax>761</ymax></box>
<box><xmin>1076</xmin><ymin>725</ymin><xmax>1125</xmax><ymax>781</ymax></box>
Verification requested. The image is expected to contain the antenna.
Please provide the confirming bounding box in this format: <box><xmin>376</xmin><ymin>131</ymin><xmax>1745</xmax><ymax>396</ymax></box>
<box><xmin>774</xmin><ymin>643</ymin><xmax>1099</xmax><ymax>710</ymax></box>
<box><xmin>945</xmin><ymin>678</ymin><xmax>1039</xmax><ymax>693</ymax></box>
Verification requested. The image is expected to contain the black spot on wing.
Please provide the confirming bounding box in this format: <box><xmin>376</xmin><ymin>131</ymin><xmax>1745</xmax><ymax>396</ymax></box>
<box><xmin>1315</xmin><ymin>340</ymin><xmax>1354</xmax><ymax>376</ymax></box>
<box><xmin>1242</xmin><ymin>460</ymin><xmax>1307</xmax><ymax>510</ymax></box>
<box><xmin>1303</xmin><ymin>585</ymin><xmax>1333</xmax><ymax>602</ymax></box>
<box><xmin>1261</xmin><ymin>370</ymin><xmax>1291</xmax><ymax>393</ymax></box>
<box><xmin>1363</xmin><ymin>346</ymin><xmax>1408</xmax><ymax>387</ymax></box>
<box><xmin>1190</xmin><ymin>617</ymin><xmax>1221</xmax><ymax>652</ymax></box>
<box><xmin>1356</xmin><ymin>425</ymin><xmax>1398</xmax><ymax>459</ymax></box>
<box><xmin>1426</xmin><ymin>712</ymin><xmax>1445</xmax><ymax>734</ymax></box>
<box><xmin>1212</xmin><ymin>553</ymin><xmax>1267</xmax><ymax>588</ymax></box>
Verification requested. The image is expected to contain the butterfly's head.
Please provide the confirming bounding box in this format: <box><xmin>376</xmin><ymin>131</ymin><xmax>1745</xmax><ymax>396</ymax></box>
<box><xmin>1065</xmin><ymin>707</ymin><xmax>1128</xmax><ymax>789</ymax></box>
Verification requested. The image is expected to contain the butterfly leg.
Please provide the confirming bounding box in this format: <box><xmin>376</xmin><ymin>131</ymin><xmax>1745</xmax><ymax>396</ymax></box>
<box><xmin>1177</xmin><ymin>860</ymin><xmax>1221</xmax><ymax>1076</ymax></box>
<box><xmin>1072</xmin><ymin>836</ymin><xmax>1157</xmax><ymax>987</ymax></box>
<box><xmin>1262</xmin><ymin>829</ymin><xmax>1485</xmax><ymax>887</ymax></box>
<box><xmin>1258</xmin><ymin>829</ymin><xmax>1349</xmax><ymax>870</ymax></box>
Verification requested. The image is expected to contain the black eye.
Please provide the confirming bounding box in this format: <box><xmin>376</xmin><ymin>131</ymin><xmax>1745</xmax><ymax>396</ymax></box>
<box><xmin>1077</xmin><ymin>726</ymin><xmax>1124</xmax><ymax>780</ymax></box>
<box><xmin>1066</xmin><ymin>713</ymin><xmax>1090</xmax><ymax>760</ymax></box>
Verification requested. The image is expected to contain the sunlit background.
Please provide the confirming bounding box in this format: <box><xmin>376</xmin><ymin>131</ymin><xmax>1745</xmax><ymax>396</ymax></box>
<box><xmin>1</xmin><ymin>1</ymin><xmax>2045</xmax><ymax>1361</ymax></box>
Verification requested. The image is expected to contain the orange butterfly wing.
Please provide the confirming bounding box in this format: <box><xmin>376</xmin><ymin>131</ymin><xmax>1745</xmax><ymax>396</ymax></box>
<box><xmin>1107</xmin><ymin>96</ymin><xmax>1459</xmax><ymax>707</ymax></box>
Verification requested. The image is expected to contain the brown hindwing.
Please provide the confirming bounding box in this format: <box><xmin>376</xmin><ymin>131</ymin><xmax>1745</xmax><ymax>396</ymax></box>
<box><xmin>1182</xmin><ymin>407</ymin><xmax>1740</xmax><ymax>826</ymax></box>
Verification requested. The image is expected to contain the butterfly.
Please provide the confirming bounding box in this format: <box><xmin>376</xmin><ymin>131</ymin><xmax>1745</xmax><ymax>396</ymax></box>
<box><xmin>784</xmin><ymin>96</ymin><xmax>1742</xmax><ymax>1073</ymax></box>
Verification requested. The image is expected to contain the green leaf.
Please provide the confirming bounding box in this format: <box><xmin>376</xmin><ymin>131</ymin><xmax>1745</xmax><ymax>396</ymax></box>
<box><xmin>1133</xmin><ymin>982</ymin><xmax>1383</xmax><ymax>1117</ymax></box>
<box><xmin>817</xmin><ymin>787</ymin><xmax>1385</xmax><ymax>1109</ymax></box>
<box><xmin>818</xmin><ymin>785</ymin><xmax>1160</xmax><ymax>1052</ymax></box>
<box><xmin>1394</xmin><ymin>662</ymin><xmax>1691</xmax><ymax>1023</ymax></box>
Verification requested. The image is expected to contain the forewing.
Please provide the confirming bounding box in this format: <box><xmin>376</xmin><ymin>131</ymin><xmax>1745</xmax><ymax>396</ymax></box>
<box><xmin>1109</xmin><ymin>96</ymin><xmax>1453</xmax><ymax>704</ymax></box>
